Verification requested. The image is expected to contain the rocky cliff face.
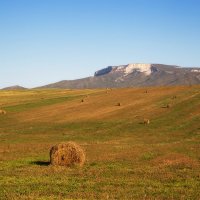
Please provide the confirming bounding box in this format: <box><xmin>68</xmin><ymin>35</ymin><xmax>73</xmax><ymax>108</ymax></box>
<box><xmin>95</xmin><ymin>63</ymin><xmax>159</xmax><ymax>78</ymax></box>
<box><xmin>38</xmin><ymin>63</ymin><xmax>200</xmax><ymax>89</ymax></box>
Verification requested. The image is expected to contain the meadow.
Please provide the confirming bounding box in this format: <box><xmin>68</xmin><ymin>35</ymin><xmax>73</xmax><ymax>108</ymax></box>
<box><xmin>0</xmin><ymin>86</ymin><xmax>200</xmax><ymax>199</ymax></box>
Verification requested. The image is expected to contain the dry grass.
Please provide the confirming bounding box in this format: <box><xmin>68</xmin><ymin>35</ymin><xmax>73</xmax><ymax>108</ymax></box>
<box><xmin>11</xmin><ymin>86</ymin><xmax>188</xmax><ymax>123</ymax></box>
<box><xmin>153</xmin><ymin>153</ymin><xmax>199</xmax><ymax>169</ymax></box>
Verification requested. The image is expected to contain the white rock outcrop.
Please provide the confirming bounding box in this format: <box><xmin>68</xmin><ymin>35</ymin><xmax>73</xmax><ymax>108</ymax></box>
<box><xmin>191</xmin><ymin>69</ymin><xmax>200</xmax><ymax>73</ymax></box>
<box><xmin>95</xmin><ymin>63</ymin><xmax>157</xmax><ymax>77</ymax></box>
<box><xmin>124</xmin><ymin>63</ymin><xmax>152</xmax><ymax>76</ymax></box>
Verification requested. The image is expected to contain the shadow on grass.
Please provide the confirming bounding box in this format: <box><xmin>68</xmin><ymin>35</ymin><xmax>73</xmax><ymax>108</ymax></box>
<box><xmin>31</xmin><ymin>161</ymin><xmax>50</xmax><ymax>166</ymax></box>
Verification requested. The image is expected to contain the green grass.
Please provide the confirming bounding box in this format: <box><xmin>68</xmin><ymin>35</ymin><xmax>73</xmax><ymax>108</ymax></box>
<box><xmin>3</xmin><ymin>95</ymin><xmax>84</xmax><ymax>113</ymax></box>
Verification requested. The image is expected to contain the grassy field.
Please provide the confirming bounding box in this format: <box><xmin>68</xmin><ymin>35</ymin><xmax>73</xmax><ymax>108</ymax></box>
<box><xmin>0</xmin><ymin>86</ymin><xmax>200</xmax><ymax>199</ymax></box>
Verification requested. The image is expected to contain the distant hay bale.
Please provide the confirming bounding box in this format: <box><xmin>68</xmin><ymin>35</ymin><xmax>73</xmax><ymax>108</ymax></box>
<box><xmin>162</xmin><ymin>104</ymin><xmax>171</xmax><ymax>109</ymax></box>
<box><xmin>172</xmin><ymin>95</ymin><xmax>177</xmax><ymax>99</ymax></box>
<box><xmin>50</xmin><ymin>142</ymin><xmax>86</xmax><ymax>167</ymax></box>
<box><xmin>143</xmin><ymin>118</ymin><xmax>150</xmax><ymax>125</ymax></box>
<box><xmin>81</xmin><ymin>99</ymin><xmax>84</xmax><ymax>103</ymax></box>
<box><xmin>116</xmin><ymin>103</ymin><xmax>121</xmax><ymax>106</ymax></box>
<box><xmin>106</xmin><ymin>88</ymin><xmax>112</xmax><ymax>91</ymax></box>
<box><xmin>0</xmin><ymin>109</ymin><xmax>6</xmax><ymax>115</ymax></box>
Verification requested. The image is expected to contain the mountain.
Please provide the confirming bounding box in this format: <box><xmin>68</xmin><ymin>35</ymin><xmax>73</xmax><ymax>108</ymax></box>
<box><xmin>39</xmin><ymin>63</ymin><xmax>200</xmax><ymax>89</ymax></box>
<box><xmin>2</xmin><ymin>85</ymin><xmax>27</xmax><ymax>90</ymax></box>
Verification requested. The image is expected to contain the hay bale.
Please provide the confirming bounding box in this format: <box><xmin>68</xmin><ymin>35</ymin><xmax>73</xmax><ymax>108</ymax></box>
<box><xmin>116</xmin><ymin>103</ymin><xmax>121</xmax><ymax>106</ymax></box>
<box><xmin>143</xmin><ymin>118</ymin><xmax>150</xmax><ymax>125</ymax></box>
<box><xmin>106</xmin><ymin>88</ymin><xmax>112</xmax><ymax>92</ymax></box>
<box><xmin>172</xmin><ymin>95</ymin><xmax>177</xmax><ymax>99</ymax></box>
<box><xmin>50</xmin><ymin>142</ymin><xmax>85</xmax><ymax>167</ymax></box>
<box><xmin>81</xmin><ymin>99</ymin><xmax>84</xmax><ymax>103</ymax></box>
<box><xmin>0</xmin><ymin>109</ymin><xmax>6</xmax><ymax>115</ymax></box>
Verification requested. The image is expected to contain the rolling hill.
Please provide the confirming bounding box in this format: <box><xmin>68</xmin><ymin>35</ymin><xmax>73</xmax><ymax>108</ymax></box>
<box><xmin>1</xmin><ymin>85</ymin><xmax>27</xmax><ymax>90</ymax></box>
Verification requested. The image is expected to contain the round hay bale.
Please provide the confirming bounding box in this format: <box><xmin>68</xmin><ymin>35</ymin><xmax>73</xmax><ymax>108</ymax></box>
<box><xmin>143</xmin><ymin>118</ymin><xmax>150</xmax><ymax>125</ymax></box>
<box><xmin>172</xmin><ymin>95</ymin><xmax>177</xmax><ymax>99</ymax></box>
<box><xmin>0</xmin><ymin>109</ymin><xmax>6</xmax><ymax>115</ymax></box>
<box><xmin>50</xmin><ymin>142</ymin><xmax>85</xmax><ymax>167</ymax></box>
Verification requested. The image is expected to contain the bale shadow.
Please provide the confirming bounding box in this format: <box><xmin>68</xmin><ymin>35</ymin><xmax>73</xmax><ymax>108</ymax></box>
<box><xmin>161</xmin><ymin>105</ymin><xmax>169</xmax><ymax>108</ymax></box>
<box><xmin>31</xmin><ymin>161</ymin><xmax>50</xmax><ymax>166</ymax></box>
<box><xmin>139</xmin><ymin>122</ymin><xmax>144</xmax><ymax>124</ymax></box>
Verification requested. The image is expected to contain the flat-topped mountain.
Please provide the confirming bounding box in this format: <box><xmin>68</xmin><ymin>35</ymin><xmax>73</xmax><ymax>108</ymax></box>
<box><xmin>39</xmin><ymin>63</ymin><xmax>200</xmax><ymax>89</ymax></box>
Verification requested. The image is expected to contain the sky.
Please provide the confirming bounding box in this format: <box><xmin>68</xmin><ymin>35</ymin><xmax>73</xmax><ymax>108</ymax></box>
<box><xmin>0</xmin><ymin>0</ymin><xmax>200</xmax><ymax>88</ymax></box>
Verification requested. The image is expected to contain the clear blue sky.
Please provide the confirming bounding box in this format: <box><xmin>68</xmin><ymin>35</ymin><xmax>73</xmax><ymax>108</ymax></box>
<box><xmin>0</xmin><ymin>0</ymin><xmax>200</xmax><ymax>88</ymax></box>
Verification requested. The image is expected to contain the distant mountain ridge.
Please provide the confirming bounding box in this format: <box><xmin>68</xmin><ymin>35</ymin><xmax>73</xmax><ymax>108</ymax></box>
<box><xmin>38</xmin><ymin>63</ymin><xmax>200</xmax><ymax>89</ymax></box>
<box><xmin>2</xmin><ymin>85</ymin><xmax>27</xmax><ymax>90</ymax></box>
<box><xmin>2</xmin><ymin>64</ymin><xmax>200</xmax><ymax>90</ymax></box>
